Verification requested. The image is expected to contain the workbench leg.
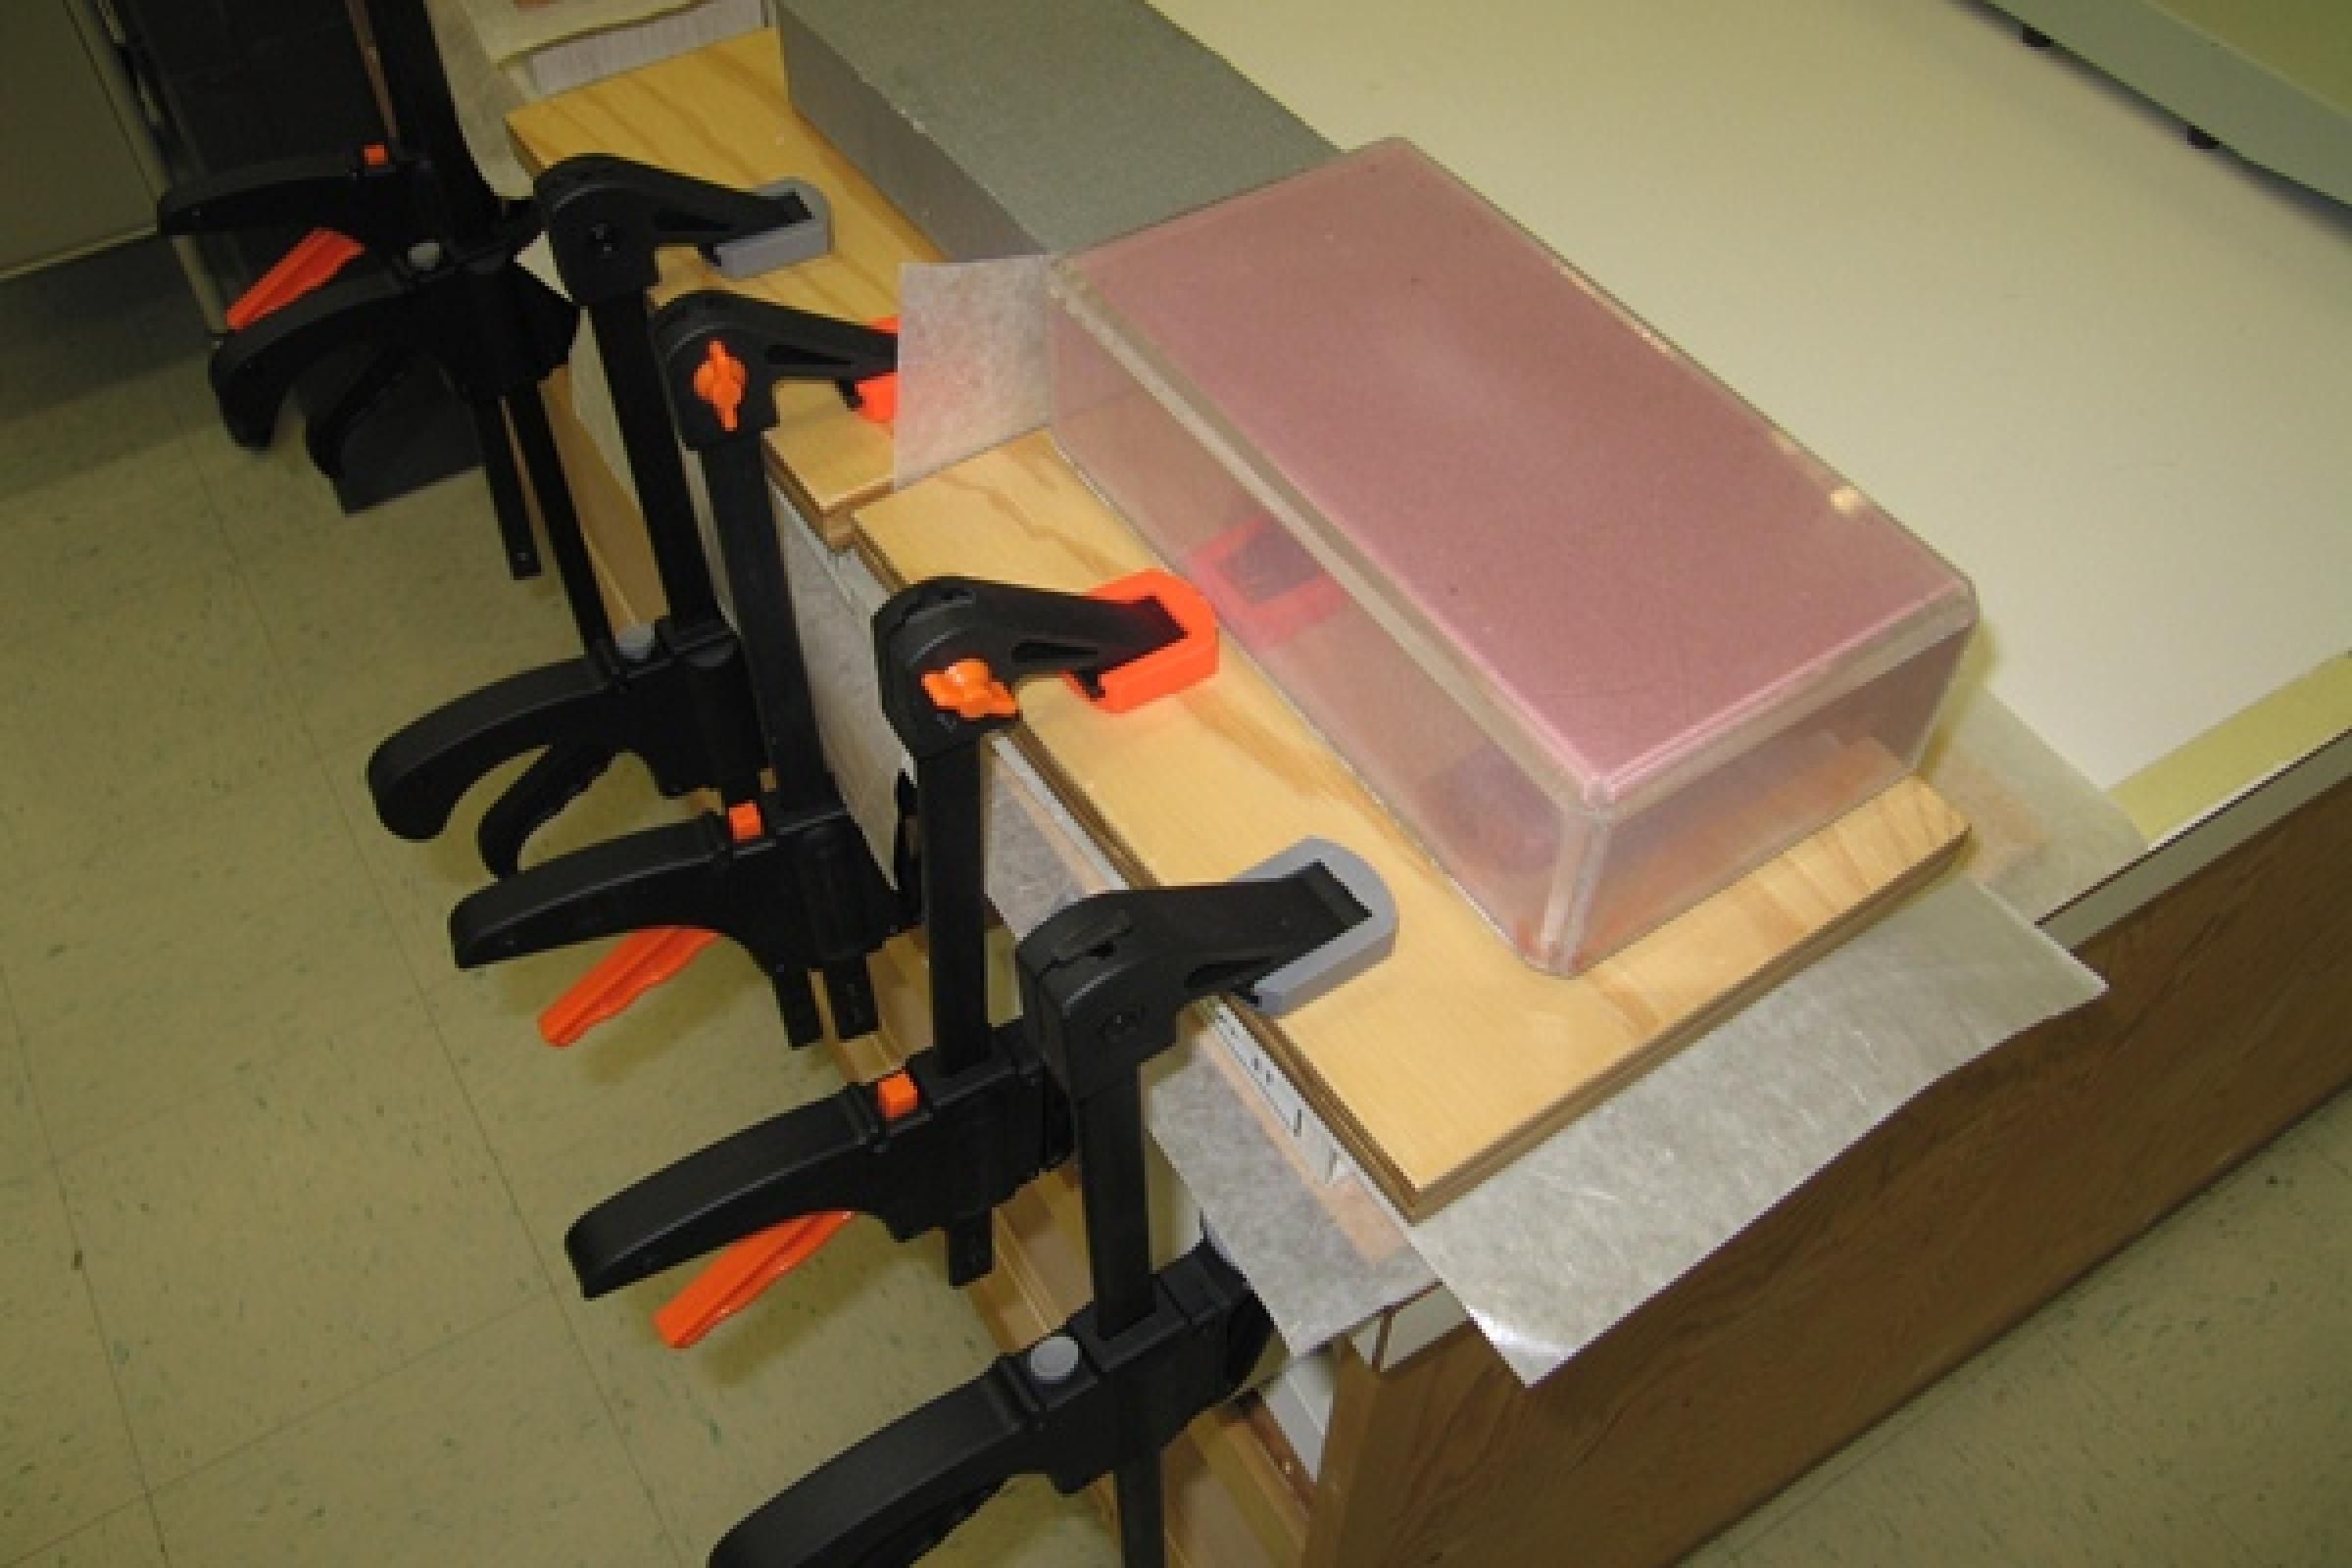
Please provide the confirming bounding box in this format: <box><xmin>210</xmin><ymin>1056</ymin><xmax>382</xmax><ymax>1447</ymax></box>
<box><xmin>1303</xmin><ymin>775</ymin><xmax>2351</xmax><ymax>1568</ymax></box>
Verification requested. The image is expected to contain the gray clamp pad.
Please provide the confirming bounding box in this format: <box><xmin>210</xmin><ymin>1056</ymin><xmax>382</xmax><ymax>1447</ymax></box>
<box><xmin>1236</xmin><ymin>837</ymin><xmax>1397</xmax><ymax>1015</ymax></box>
<box><xmin>707</xmin><ymin>178</ymin><xmax>834</xmax><ymax>279</ymax></box>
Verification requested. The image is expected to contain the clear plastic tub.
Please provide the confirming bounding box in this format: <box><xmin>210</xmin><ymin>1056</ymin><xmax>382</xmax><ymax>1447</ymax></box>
<box><xmin>1048</xmin><ymin>139</ymin><xmax>1976</xmax><ymax>973</ymax></box>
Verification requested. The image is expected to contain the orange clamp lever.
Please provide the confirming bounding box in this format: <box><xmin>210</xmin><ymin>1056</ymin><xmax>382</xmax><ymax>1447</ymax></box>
<box><xmin>537</xmin><ymin>929</ymin><xmax>718</xmax><ymax>1047</ymax></box>
<box><xmin>694</xmin><ymin>338</ymin><xmax>750</xmax><ymax>432</ymax></box>
<box><xmin>225</xmin><ymin>228</ymin><xmax>367</xmax><ymax>332</ymax></box>
<box><xmin>654</xmin><ymin>1070</ymin><xmax>921</xmax><ymax>1348</ymax></box>
<box><xmin>535</xmin><ymin>804</ymin><xmax>766</xmax><ymax>1048</ymax></box>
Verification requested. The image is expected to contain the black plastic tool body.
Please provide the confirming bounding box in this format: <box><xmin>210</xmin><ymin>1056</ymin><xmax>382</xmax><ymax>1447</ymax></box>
<box><xmin>705</xmin><ymin>870</ymin><xmax>1367</xmax><ymax>1567</ymax></box>
<box><xmin>158</xmin><ymin>0</ymin><xmax>569</xmax><ymax>583</ymax></box>
<box><xmin>564</xmin><ymin>1019</ymin><xmax>1071</xmax><ymax>1297</ymax></box>
<box><xmin>441</xmin><ymin>291</ymin><xmax>902</xmax><ymax>1040</ymax></box>
<box><xmin>366</xmin><ymin>156</ymin><xmax>841</xmax><ymax>873</ymax></box>
<box><xmin>553</xmin><ymin>569</ymin><xmax>1197</xmax><ymax>1326</ymax></box>
<box><xmin>872</xmin><ymin>574</ymin><xmax>1184</xmax><ymax>1280</ymax></box>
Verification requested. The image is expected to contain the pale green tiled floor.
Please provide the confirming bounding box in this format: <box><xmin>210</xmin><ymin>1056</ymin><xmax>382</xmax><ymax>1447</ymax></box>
<box><xmin>1</xmin><ymin>241</ymin><xmax>2344</xmax><ymax>1567</ymax></box>
<box><xmin>0</xmin><ymin>242</ymin><xmax>1109</xmax><ymax>1568</ymax></box>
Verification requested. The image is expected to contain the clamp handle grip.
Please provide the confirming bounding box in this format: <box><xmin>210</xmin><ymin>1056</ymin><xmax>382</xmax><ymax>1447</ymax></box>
<box><xmin>708</xmin><ymin>1242</ymin><xmax>1268</xmax><ymax>1567</ymax></box>
<box><xmin>564</xmin><ymin>1076</ymin><xmax>897</xmax><ymax>1297</ymax></box>
<box><xmin>367</xmin><ymin>657</ymin><xmax>625</xmax><ymax>843</ymax></box>
<box><xmin>711</xmin><ymin>1370</ymin><xmax>1035</xmax><ymax>1568</ymax></box>
<box><xmin>208</xmin><ymin>264</ymin><xmax>413</xmax><ymax>447</ymax></box>
<box><xmin>474</xmin><ymin>738</ymin><xmax>623</xmax><ymax>880</ymax></box>
<box><xmin>649</xmin><ymin>1071</ymin><xmax>915</xmax><ymax>1347</ymax></box>
<box><xmin>532</xmin><ymin>804</ymin><xmax>762</xmax><ymax>1044</ymax></box>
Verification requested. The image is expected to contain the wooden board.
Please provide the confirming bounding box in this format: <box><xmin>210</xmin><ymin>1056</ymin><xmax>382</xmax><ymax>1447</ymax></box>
<box><xmin>854</xmin><ymin>433</ymin><xmax>1971</xmax><ymax>1218</ymax></box>
<box><xmin>507</xmin><ymin>29</ymin><xmax>935</xmax><ymax>538</ymax></box>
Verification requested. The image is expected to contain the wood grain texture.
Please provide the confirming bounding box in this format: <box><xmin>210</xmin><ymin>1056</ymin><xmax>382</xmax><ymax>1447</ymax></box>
<box><xmin>544</xmin><ymin>368</ymin><xmax>665</xmax><ymax>619</ymax></box>
<box><xmin>853</xmin><ymin>432</ymin><xmax>1969</xmax><ymax>1217</ymax></box>
<box><xmin>508</xmin><ymin>29</ymin><xmax>933</xmax><ymax>538</ymax></box>
<box><xmin>1301</xmin><ymin>770</ymin><xmax>2352</xmax><ymax>1568</ymax></box>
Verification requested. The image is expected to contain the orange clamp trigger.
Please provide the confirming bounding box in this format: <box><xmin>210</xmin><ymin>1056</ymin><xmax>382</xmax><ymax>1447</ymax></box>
<box><xmin>921</xmin><ymin>658</ymin><xmax>1018</xmax><ymax>720</ymax></box>
<box><xmin>694</xmin><ymin>339</ymin><xmax>749</xmax><ymax>432</ymax></box>
<box><xmin>655</xmin><ymin>1211</ymin><xmax>857</xmax><ymax>1348</ymax></box>
<box><xmin>538</xmin><ymin>928</ymin><xmax>719</xmax><ymax>1048</ymax></box>
<box><xmin>224</xmin><ymin>228</ymin><xmax>366</xmax><ymax>331</ymax></box>
<box><xmin>852</xmin><ymin>317</ymin><xmax>899</xmax><ymax>426</ymax></box>
<box><xmin>1069</xmin><ymin>569</ymin><xmax>1220</xmax><ymax>714</ymax></box>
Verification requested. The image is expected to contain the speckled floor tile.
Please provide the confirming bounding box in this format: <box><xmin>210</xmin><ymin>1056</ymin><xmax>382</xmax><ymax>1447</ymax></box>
<box><xmin>236</xmin><ymin>472</ymin><xmax>577</xmax><ymax>757</ymax></box>
<box><xmin>561</xmin><ymin>1213</ymin><xmax>1111</xmax><ymax>1566</ymax></box>
<box><xmin>0</xmin><ymin>1174</ymin><xmax>143</xmax><ymax>1556</ymax></box>
<box><xmin>0</xmin><ymin>436</ymin><xmax>232</xmax><ymax>643</ymax></box>
<box><xmin>0</xmin><ymin>565</ymin><xmax>313</xmax><ymax>883</ymax></box>
<box><xmin>326</xmin><ymin>734</ymin><xmax>688</xmax><ymax>990</ymax></box>
<box><xmin>0</xmin><ymin>997</ymin><xmax>44</xmax><ymax>1182</ymax></box>
<box><xmin>0</xmin><ymin>766</ymin><xmax>414</xmax><ymax>1156</ymax></box>
<box><xmin>1736</xmin><ymin>1305</ymin><xmax>2257</xmax><ymax>1568</ymax></box>
<box><xmin>55</xmin><ymin>1000</ymin><xmax>544</xmax><ymax>1483</ymax></box>
<box><xmin>0</xmin><ymin>248</ymin><xmax>212</xmax><ymax>525</ymax></box>
<box><xmin>177</xmin><ymin>414</ymin><xmax>357</xmax><ymax>568</ymax></box>
<box><xmin>1676</xmin><ymin>1531</ymin><xmax>1740</xmax><ymax>1567</ymax></box>
<box><xmin>422</xmin><ymin>942</ymin><xmax>840</xmax><ymax>1285</ymax></box>
<box><xmin>0</xmin><ymin>359</ymin><xmax>203</xmax><ymax>510</ymax></box>
<box><xmin>5</xmin><ymin>1500</ymin><xmax>167</xmax><ymax>1568</ymax></box>
<box><xmin>2278</xmin><ymin>1083</ymin><xmax>2351</xmax><ymax>1181</ymax></box>
<box><xmin>422</xmin><ymin>953</ymin><xmax>1112</xmax><ymax>1564</ymax></box>
<box><xmin>1714</xmin><ymin>1368</ymin><xmax>1930</xmax><ymax>1556</ymax></box>
<box><xmin>150</xmin><ymin>1299</ymin><xmax>671</xmax><ymax>1568</ymax></box>
<box><xmin>2039</xmin><ymin>1121</ymin><xmax>2352</xmax><ymax>1568</ymax></box>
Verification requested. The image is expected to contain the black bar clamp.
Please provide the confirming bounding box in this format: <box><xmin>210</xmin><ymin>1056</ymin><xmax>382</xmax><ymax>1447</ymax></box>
<box><xmin>560</xmin><ymin>569</ymin><xmax>1214</xmax><ymax>1304</ymax></box>
<box><xmin>564</xmin><ymin>1016</ymin><xmax>1069</xmax><ymax>1298</ymax></box>
<box><xmin>157</xmin><ymin>0</ymin><xmax>560</xmax><ymax>581</ymax></box>
<box><xmin>434</xmin><ymin>292</ymin><xmax>902</xmax><ymax>1045</ymax></box>
<box><xmin>706</xmin><ymin>862</ymin><xmax>1385</xmax><ymax>1568</ymax></box>
<box><xmin>713</xmin><ymin>1238</ymin><xmax>1269</xmax><ymax>1568</ymax></box>
<box><xmin>366</xmin><ymin>158</ymin><xmax>853</xmax><ymax>876</ymax></box>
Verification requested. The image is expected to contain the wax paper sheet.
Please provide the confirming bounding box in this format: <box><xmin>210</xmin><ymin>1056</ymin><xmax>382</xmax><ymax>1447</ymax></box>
<box><xmin>1403</xmin><ymin>875</ymin><xmax>2102</xmax><ymax>1384</ymax></box>
<box><xmin>892</xmin><ymin>259</ymin><xmax>1054</xmax><ymax>489</ymax></box>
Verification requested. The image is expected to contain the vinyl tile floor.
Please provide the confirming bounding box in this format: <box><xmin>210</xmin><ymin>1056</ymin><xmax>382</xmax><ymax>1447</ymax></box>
<box><xmin>1</xmin><ymin>242</ymin><xmax>2345</xmax><ymax>1568</ymax></box>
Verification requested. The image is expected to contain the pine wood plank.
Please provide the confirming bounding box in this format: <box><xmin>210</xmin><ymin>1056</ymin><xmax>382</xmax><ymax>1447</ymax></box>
<box><xmin>854</xmin><ymin>432</ymin><xmax>1970</xmax><ymax>1217</ymax></box>
<box><xmin>508</xmin><ymin>29</ymin><xmax>934</xmax><ymax>539</ymax></box>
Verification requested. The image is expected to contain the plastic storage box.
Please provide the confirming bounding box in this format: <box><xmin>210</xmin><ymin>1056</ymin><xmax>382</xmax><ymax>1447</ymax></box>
<box><xmin>1048</xmin><ymin>139</ymin><xmax>1976</xmax><ymax>973</ymax></box>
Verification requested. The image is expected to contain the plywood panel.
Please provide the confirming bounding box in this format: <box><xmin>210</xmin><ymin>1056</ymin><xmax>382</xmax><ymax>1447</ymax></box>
<box><xmin>855</xmin><ymin>433</ymin><xmax>1969</xmax><ymax>1216</ymax></box>
<box><xmin>508</xmin><ymin>30</ymin><xmax>934</xmax><ymax>538</ymax></box>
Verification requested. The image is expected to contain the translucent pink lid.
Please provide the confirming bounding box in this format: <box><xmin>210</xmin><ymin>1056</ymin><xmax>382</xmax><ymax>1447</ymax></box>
<box><xmin>1057</xmin><ymin>140</ymin><xmax>1974</xmax><ymax>808</ymax></box>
